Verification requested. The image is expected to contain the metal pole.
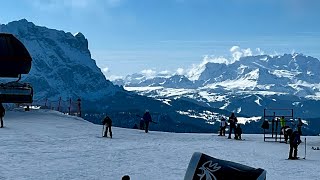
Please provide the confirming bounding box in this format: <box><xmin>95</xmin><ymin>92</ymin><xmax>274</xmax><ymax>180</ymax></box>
<box><xmin>58</xmin><ymin>97</ymin><xmax>61</xmax><ymax>112</ymax></box>
<box><xmin>304</xmin><ymin>137</ymin><xmax>307</xmax><ymax>159</ymax></box>
<box><xmin>68</xmin><ymin>98</ymin><xmax>71</xmax><ymax>115</ymax></box>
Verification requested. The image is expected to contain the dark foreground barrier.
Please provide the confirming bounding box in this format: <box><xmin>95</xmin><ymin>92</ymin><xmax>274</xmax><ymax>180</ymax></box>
<box><xmin>184</xmin><ymin>152</ymin><xmax>266</xmax><ymax>180</ymax></box>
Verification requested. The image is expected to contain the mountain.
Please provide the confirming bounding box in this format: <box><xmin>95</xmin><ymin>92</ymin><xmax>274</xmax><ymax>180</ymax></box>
<box><xmin>0</xmin><ymin>19</ymin><xmax>237</xmax><ymax>133</ymax></box>
<box><xmin>0</xmin><ymin>19</ymin><xmax>121</xmax><ymax>101</ymax></box>
<box><xmin>115</xmin><ymin>54</ymin><xmax>320</xmax><ymax>118</ymax></box>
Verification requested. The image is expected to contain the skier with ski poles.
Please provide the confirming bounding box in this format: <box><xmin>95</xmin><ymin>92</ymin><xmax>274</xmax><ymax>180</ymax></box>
<box><xmin>228</xmin><ymin>113</ymin><xmax>238</xmax><ymax>139</ymax></box>
<box><xmin>102</xmin><ymin>115</ymin><xmax>112</xmax><ymax>138</ymax></box>
<box><xmin>143</xmin><ymin>110</ymin><xmax>152</xmax><ymax>133</ymax></box>
<box><xmin>288</xmin><ymin>130</ymin><xmax>301</xmax><ymax>159</ymax></box>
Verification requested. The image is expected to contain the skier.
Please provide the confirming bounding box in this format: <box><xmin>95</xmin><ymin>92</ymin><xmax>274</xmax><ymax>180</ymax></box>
<box><xmin>228</xmin><ymin>113</ymin><xmax>237</xmax><ymax>139</ymax></box>
<box><xmin>219</xmin><ymin>117</ymin><xmax>227</xmax><ymax>136</ymax></box>
<box><xmin>283</xmin><ymin>126</ymin><xmax>292</xmax><ymax>144</ymax></box>
<box><xmin>143</xmin><ymin>110</ymin><xmax>152</xmax><ymax>133</ymax></box>
<box><xmin>297</xmin><ymin>118</ymin><xmax>303</xmax><ymax>135</ymax></box>
<box><xmin>102</xmin><ymin>115</ymin><xmax>112</xmax><ymax>138</ymax></box>
<box><xmin>0</xmin><ymin>103</ymin><xmax>5</xmax><ymax>128</ymax></box>
<box><xmin>280</xmin><ymin>116</ymin><xmax>286</xmax><ymax>134</ymax></box>
<box><xmin>288</xmin><ymin>130</ymin><xmax>301</xmax><ymax>159</ymax></box>
<box><xmin>235</xmin><ymin>124</ymin><xmax>243</xmax><ymax>140</ymax></box>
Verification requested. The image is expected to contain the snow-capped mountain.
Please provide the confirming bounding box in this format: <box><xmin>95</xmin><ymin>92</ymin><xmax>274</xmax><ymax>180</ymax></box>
<box><xmin>0</xmin><ymin>19</ymin><xmax>122</xmax><ymax>101</ymax></box>
<box><xmin>115</xmin><ymin>54</ymin><xmax>320</xmax><ymax>118</ymax></box>
<box><xmin>0</xmin><ymin>19</ymin><xmax>242</xmax><ymax>133</ymax></box>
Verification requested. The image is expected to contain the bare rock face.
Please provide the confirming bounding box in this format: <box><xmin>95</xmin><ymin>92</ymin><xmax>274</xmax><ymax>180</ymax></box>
<box><xmin>0</xmin><ymin>19</ymin><xmax>122</xmax><ymax>101</ymax></box>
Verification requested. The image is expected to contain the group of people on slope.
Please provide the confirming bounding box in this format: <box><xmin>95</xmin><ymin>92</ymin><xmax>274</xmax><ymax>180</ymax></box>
<box><xmin>219</xmin><ymin>113</ymin><xmax>242</xmax><ymax>140</ymax></box>
<box><xmin>279</xmin><ymin>116</ymin><xmax>303</xmax><ymax>159</ymax></box>
<box><xmin>101</xmin><ymin>110</ymin><xmax>154</xmax><ymax>138</ymax></box>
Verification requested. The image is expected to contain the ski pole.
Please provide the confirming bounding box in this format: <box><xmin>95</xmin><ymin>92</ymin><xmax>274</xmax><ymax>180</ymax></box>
<box><xmin>304</xmin><ymin>137</ymin><xmax>306</xmax><ymax>159</ymax></box>
<box><xmin>102</xmin><ymin>124</ymin><xmax>105</xmax><ymax>137</ymax></box>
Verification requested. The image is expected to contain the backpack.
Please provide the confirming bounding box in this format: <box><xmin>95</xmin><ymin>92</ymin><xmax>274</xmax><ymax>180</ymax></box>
<box><xmin>261</xmin><ymin>120</ymin><xmax>269</xmax><ymax>129</ymax></box>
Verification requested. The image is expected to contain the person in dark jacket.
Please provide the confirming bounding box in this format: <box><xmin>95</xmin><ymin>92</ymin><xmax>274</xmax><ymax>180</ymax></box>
<box><xmin>0</xmin><ymin>103</ymin><xmax>5</xmax><ymax>128</ymax></box>
<box><xmin>143</xmin><ymin>110</ymin><xmax>152</xmax><ymax>133</ymax></box>
<box><xmin>283</xmin><ymin>126</ymin><xmax>292</xmax><ymax>143</ymax></box>
<box><xmin>297</xmin><ymin>118</ymin><xmax>303</xmax><ymax>135</ymax></box>
<box><xmin>288</xmin><ymin>130</ymin><xmax>301</xmax><ymax>159</ymax></box>
<box><xmin>235</xmin><ymin>124</ymin><xmax>242</xmax><ymax>140</ymax></box>
<box><xmin>228</xmin><ymin>113</ymin><xmax>238</xmax><ymax>139</ymax></box>
<box><xmin>102</xmin><ymin>115</ymin><xmax>112</xmax><ymax>138</ymax></box>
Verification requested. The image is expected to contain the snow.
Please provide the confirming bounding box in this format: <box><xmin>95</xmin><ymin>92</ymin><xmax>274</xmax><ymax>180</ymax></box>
<box><xmin>124</xmin><ymin>86</ymin><xmax>163</xmax><ymax>92</ymax></box>
<box><xmin>1</xmin><ymin>109</ymin><xmax>320</xmax><ymax>180</ymax></box>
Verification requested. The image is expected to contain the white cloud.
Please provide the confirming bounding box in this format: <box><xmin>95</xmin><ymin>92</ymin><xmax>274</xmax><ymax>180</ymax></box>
<box><xmin>256</xmin><ymin>48</ymin><xmax>265</xmax><ymax>55</ymax></box>
<box><xmin>159</xmin><ymin>70</ymin><xmax>171</xmax><ymax>75</ymax></box>
<box><xmin>230</xmin><ymin>46</ymin><xmax>240</xmax><ymax>52</ymax></box>
<box><xmin>176</xmin><ymin>68</ymin><xmax>184</xmax><ymax>75</ymax></box>
<box><xmin>229</xmin><ymin>46</ymin><xmax>264</xmax><ymax>61</ymax></box>
<box><xmin>107</xmin><ymin>75</ymin><xmax>123</xmax><ymax>81</ymax></box>
<box><xmin>102</xmin><ymin>67</ymin><xmax>109</xmax><ymax>73</ymax></box>
<box><xmin>141</xmin><ymin>69</ymin><xmax>157</xmax><ymax>78</ymax></box>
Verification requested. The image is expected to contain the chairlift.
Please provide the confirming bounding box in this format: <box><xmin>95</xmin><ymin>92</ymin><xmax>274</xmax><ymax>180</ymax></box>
<box><xmin>0</xmin><ymin>33</ymin><xmax>33</xmax><ymax>103</ymax></box>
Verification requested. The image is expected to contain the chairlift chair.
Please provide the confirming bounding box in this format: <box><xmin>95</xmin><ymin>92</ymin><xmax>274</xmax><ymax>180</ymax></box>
<box><xmin>0</xmin><ymin>33</ymin><xmax>33</xmax><ymax>103</ymax></box>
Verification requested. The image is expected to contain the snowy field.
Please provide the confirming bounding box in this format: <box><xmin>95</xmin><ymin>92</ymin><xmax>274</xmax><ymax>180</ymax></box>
<box><xmin>0</xmin><ymin>109</ymin><xmax>319</xmax><ymax>180</ymax></box>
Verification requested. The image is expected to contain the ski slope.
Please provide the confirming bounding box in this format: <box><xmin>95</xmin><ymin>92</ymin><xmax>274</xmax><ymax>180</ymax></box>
<box><xmin>0</xmin><ymin>109</ymin><xmax>319</xmax><ymax>180</ymax></box>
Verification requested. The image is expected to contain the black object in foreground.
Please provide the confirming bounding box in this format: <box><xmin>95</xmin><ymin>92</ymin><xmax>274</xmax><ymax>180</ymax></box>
<box><xmin>184</xmin><ymin>152</ymin><xmax>266</xmax><ymax>180</ymax></box>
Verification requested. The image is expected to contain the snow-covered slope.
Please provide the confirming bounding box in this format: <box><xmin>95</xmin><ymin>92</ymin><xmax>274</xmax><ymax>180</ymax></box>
<box><xmin>0</xmin><ymin>109</ymin><xmax>319</xmax><ymax>180</ymax></box>
<box><xmin>0</xmin><ymin>19</ymin><xmax>121</xmax><ymax>101</ymax></box>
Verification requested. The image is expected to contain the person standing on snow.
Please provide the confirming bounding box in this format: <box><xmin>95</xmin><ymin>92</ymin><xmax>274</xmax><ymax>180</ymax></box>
<box><xmin>283</xmin><ymin>126</ymin><xmax>292</xmax><ymax>143</ymax></box>
<box><xmin>280</xmin><ymin>116</ymin><xmax>286</xmax><ymax>134</ymax></box>
<box><xmin>288</xmin><ymin>130</ymin><xmax>301</xmax><ymax>159</ymax></box>
<box><xmin>235</xmin><ymin>124</ymin><xmax>243</xmax><ymax>140</ymax></box>
<box><xmin>0</xmin><ymin>103</ymin><xmax>5</xmax><ymax>128</ymax></box>
<box><xmin>297</xmin><ymin>118</ymin><xmax>303</xmax><ymax>135</ymax></box>
<box><xmin>219</xmin><ymin>117</ymin><xmax>227</xmax><ymax>136</ymax></box>
<box><xmin>102</xmin><ymin>115</ymin><xmax>112</xmax><ymax>138</ymax></box>
<box><xmin>228</xmin><ymin>113</ymin><xmax>237</xmax><ymax>139</ymax></box>
<box><xmin>143</xmin><ymin>110</ymin><xmax>152</xmax><ymax>133</ymax></box>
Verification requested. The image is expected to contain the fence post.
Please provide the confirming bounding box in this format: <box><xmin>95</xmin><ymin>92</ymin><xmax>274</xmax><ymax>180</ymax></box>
<box><xmin>77</xmin><ymin>98</ymin><xmax>81</xmax><ymax>117</ymax></box>
<box><xmin>58</xmin><ymin>97</ymin><xmax>62</xmax><ymax>112</ymax></box>
<box><xmin>68</xmin><ymin>98</ymin><xmax>71</xmax><ymax>115</ymax></box>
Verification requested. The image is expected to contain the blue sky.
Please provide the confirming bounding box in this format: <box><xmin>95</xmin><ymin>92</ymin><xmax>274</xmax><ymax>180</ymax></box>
<box><xmin>1</xmin><ymin>0</ymin><xmax>320</xmax><ymax>79</ymax></box>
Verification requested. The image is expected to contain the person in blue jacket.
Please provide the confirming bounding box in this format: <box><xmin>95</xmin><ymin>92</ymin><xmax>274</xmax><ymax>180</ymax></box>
<box><xmin>143</xmin><ymin>110</ymin><xmax>152</xmax><ymax>133</ymax></box>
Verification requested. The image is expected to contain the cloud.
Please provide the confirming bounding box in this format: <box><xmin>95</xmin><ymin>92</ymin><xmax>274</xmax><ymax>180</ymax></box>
<box><xmin>141</xmin><ymin>69</ymin><xmax>157</xmax><ymax>78</ymax></box>
<box><xmin>229</xmin><ymin>46</ymin><xmax>264</xmax><ymax>61</ymax></box>
<box><xmin>107</xmin><ymin>75</ymin><xmax>123</xmax><ymax>81</ymax></box>
<box><xmin>159</xmin><ymin>70</ymin><xmax>171</xmax><ymax>75</ymax></box>
<box><xmin>102</xmin><ymin>67</ymin><xmax>109</xmax><ymax>73</ymax></box>
<box><xmin>176</xmin><ymin>68</ymin><xmax>184</xmax><ymax>75</ymax></box>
